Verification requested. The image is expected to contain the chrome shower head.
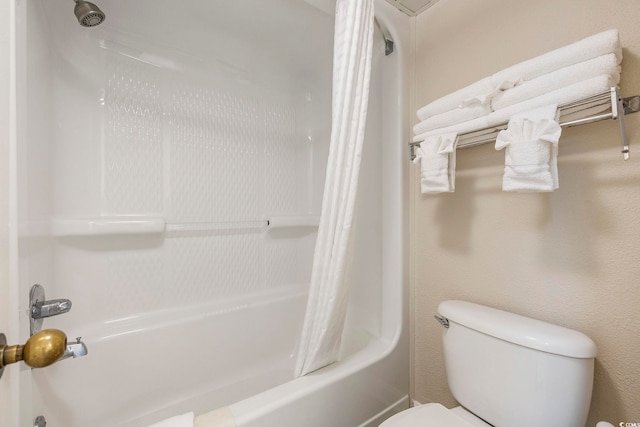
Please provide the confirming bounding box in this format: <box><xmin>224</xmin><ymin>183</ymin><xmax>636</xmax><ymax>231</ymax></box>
<box><xmin>74</xmin><ymin>0</ymin><xmax>106</xmax><ymax>27</ymax></box>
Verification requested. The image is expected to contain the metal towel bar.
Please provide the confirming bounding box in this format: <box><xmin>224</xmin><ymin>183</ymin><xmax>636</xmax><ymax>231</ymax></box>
<box><xmin>409</xmin><ymin>87</ymin><xmax>640</xmax><ymax>161</ymax></box>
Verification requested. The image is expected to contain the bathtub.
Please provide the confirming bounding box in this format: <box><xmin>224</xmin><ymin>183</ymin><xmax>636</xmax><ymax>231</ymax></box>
<box><xmin>13</xmin><ymin>0</ymin><xmax>409</xmax><ymax>426</ymax></box>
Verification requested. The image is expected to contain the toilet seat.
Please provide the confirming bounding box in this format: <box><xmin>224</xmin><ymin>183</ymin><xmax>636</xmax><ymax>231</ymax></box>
<box><xmin>380</xmin><ymin>403</ymin><xmax>475</xmax><ymax>427</ymax></box>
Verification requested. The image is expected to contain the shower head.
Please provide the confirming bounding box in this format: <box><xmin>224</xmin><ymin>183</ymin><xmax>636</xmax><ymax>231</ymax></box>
<box><xmin>74</xmin><ymin>0</ymin><xmax>106</xmax><ymax>27</ymax></box>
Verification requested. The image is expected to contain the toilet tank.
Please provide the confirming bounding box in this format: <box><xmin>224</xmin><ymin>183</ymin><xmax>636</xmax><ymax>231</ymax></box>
<box><xmin>438</xmin><ymin>300</ymin><xmax>597</xmax><ymax>427</ymax></box>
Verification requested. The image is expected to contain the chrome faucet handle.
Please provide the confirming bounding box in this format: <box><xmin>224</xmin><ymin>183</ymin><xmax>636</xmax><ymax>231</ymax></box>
<box><xmin>29</xmin><ymin>285</ymin><xmax>73</xmax><ymax>336</ymax></box>
<box><xmin>31</xmin><ymin>298</ymin><xmax>72</xmax><ymax>320</ymax></box>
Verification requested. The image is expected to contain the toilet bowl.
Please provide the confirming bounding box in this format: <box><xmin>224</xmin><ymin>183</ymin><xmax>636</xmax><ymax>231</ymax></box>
<box><xmin>381</xmin><ymin>403</ymin><xmax>491</xmax><ymax>427</ymax></box>
<box><xmin>381</xmin><ymin>300</ymin><xmax>597</xmax><ymax>427</ymax></box>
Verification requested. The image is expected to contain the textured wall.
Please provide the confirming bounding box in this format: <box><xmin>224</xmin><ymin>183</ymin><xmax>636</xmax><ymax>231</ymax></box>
<box><xmin>412</xmin><ymin>0</ymin><xmax>640</xmax><ymax>424</ymax></box>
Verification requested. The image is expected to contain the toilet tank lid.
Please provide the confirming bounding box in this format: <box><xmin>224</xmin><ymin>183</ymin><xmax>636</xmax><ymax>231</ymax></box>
<box><xmin>438</xmin><ymin>300</ymin><xmax>597</xmax><ymax>358</ymax></box>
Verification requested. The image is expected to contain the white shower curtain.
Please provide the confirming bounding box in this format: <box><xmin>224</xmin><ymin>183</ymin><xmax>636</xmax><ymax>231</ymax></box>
<box><xmin>295</xmin><ymin>0</ymin><xmax>375</xmax><ymax>377</ymax></box>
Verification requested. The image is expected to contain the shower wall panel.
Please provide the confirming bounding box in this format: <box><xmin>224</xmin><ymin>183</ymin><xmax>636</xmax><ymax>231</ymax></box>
<box><xmin>47</xmin><ymin>40</ymin><xmax>330</xmax><ymax>323</ymax></box>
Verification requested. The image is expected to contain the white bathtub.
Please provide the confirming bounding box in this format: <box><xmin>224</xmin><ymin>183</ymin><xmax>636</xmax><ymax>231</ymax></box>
<box><xmin>14</xmin><ymin>0</ymin><xmax>409</xmax><ymax>426</ymax></box>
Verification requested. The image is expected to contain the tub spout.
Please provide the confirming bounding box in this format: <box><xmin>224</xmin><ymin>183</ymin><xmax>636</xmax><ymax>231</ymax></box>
<box><xmin>61</xmin><ymin>337</ymin><xmax>88</xmax><ymax>361</ymax></box>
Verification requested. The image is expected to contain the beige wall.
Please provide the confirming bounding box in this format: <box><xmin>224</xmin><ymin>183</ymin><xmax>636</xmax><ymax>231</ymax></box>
<box><xmin>412</xmin><ymin>0</ymin><xmax>640</xmax><ymax>424</ymax></box>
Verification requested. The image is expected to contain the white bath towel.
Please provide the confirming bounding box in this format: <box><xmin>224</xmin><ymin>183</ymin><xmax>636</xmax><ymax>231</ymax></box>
<box><xmin>413</xmin><ymin>103</ymin><xmax>491</xmax><ymax>135</ymax></box>
<box><xmin>490</xmin><ymin>29</ymin><xmax>621</xmax><ymax>87</ymax></box>
<box><xmin>459</xmin><ymin>78</ymin><xmax>522</xmax><ymax>108</ymax></box>
<box><xmin>495</xmin><ymin>105</ymin><xmax>562</xmax><ymax>192</ymax></box>
<box><xmin>491</xmin><ymin>53</ymin><xmax>621</xmax><ymax>111</ymax></box>
<box><xmin>416</xmin><ymin>77</ymin><xmax>496</xmax><ymax>120</ymax></box>
<box><xmin>490</xmin><ymin>74</ymin><xmax>616</xmax><ymax>124</ymax></box>
<box><xmin>147</xmin><ymin>412</ymin><xmax>194</xmax><ymax>427</ymax></box>
<box><xmin>413</xmin><ymin>115</ymin><xmax>489</xmax><ymax>142</ymax></box>
<box><xmin>414</xmin><ymin>74</ymin><xmax>614</xmax><ymax>143</ymax></box>
<box><xmin>413</xmin><ymin>132</ymin><xmax>459</xmax><ymax>193</ymax></box>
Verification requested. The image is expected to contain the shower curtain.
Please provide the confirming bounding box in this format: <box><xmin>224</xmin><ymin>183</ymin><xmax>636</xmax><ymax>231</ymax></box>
<box><xmin>295</xmin><ymin>0</ymin><xmax>375</xmax><ymax>377</ymax></box>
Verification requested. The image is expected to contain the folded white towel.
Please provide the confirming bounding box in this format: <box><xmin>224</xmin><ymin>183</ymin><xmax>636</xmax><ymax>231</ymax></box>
<box><xmin>460</xmin><ymin>78</ymin><xmax>522</xmax><ymax>108</ymax></box>
<box><xmin>414</xmin><ymin>74</ymin><xmax>614</xmax><ymax>143</ymax></box>
<box><xmin>415</xmin><ymin>29</ymin><xmax>621</xmax><ymax>127</ymax></box>
<box><xmin>412</xmin><ymin>133</ymin><xmax>459</xmax><ymax>193</ymax></box>
<box><xmin>413</xmin><ymin>115</ymin><xmax>489</xmax><ymax>142</ymax></box>
<box><xmin>495</xmin><ymin>105</ymin><xmax>562</xmax><ymax>192</ymax></box>
<box><xmin>490</xmin><ymin>29</ymin><xmax>621</xmax><ymax>87</ymax></box>
<box><xmin>491</xmin><ymin>53</ymin><xmax>621</xmax><ymax>111</ymax></box>
<box><xmin>416</xmin><ymin>77</ymin><xmax>496</xmax><ymax>120</ymax></box>
<box><xmin>148</xmin><ymin>412</ymin><xmax>194</xmax><ymax>427</ymax></box>
<box><xmin>413</xmin><ymin>103</ymin><xmax>491</xmax><ymax>135</ymax></box>
<box><xmin>490</xmin><ymin>74</ymin><xmax>616</xmax><ymax>123</ymax></box>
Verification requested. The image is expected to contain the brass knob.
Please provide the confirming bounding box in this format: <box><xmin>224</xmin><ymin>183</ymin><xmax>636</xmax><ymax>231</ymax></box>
<box><xmin>0</xmin><ymin>329</ymin><xmax>67</xmax><ymax>370</ymax></box>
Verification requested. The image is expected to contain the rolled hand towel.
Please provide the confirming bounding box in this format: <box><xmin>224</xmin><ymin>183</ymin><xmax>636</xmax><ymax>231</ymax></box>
<box><xmin>412</xmin><ymin>133</ymin><xmax>459</xmax><ymax>193</ymax></box>
<box><xmin>491</xmin><ymin>53</ymin><xmax>621</xmax><ymax>111</ymax></box>
<box><xmin>416</xmin><ymin>77</ymin><xmax>496</xmax><ymax>120</ymax></box>
<box><xmin>147</xmin><ymin>412</ymin><xmax>194</xmax><ymax>427</ymax></box>
<box><xmin>490</xmin><ymin>29</ymin><xmax>621</xmax><ymax>87</ymax></box>
<box><xmin>413</xmin><ymin>103</ymin><xmax>492</xmax><ymax>135</ymax></box>
<box><xmin>495</xmin><ymin>105</ymin><xmax>562</xmax><ymax>192</ymax></box>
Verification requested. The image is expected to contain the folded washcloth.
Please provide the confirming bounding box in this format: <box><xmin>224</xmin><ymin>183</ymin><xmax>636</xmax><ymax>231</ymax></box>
<box><xmin>413</xmin><ymin>133</ymin><xmax>459</xmax><ymax>193</ymax></box>
<box><xmin>416</xmin><ymin>77</ymin><xmax>496</xmax><ymax>120</ymax></box>
<box><xmin>490</xmin><ymin>74</ymin><xmax>616</xmax><ymax>123</ymax></box>
<box><xmin>490</xmin><ymin>29</ymin><xmax>621</xmax><ymax>87</ymax></box>
<box><xmin>491</xmin><ymin>53</ymin><xmax>621</xmax><ymax>111</ymax></box>
<box><xmin>413</xmin><ymin>103</ymin><xmax>491</xmax><ymax>135</ymax></box>
<box><xmin>495</xmin><ymin>105</ymin><xmax>562</xmax><ymax>192</ymax></box>
<box><xmin>147</xmin><ymin>412</ymin><xmax>194</xmax><ymax>427</ymax></box>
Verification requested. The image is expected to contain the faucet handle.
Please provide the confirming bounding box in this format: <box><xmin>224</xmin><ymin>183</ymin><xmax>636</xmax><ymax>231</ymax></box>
<box><xmin>31</xmin><ymin>298</ymin><xmax>72</xmax><ymax>320</ymax></box>
<box><xmin>29</xmin><ymin>284</ymin><xmax>73</xmax><ymax>336</ymax></box>
<box><xmin>0</xmin><ymin>329</ymin><xmax>67</xmax><ymax>370</ymax></box>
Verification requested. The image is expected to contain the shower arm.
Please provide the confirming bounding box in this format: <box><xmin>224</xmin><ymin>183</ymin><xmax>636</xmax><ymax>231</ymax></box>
<box><xmin>374</xmin><ymin>17</ymin><xmax>394</xmax><ymax>56</ymax></box>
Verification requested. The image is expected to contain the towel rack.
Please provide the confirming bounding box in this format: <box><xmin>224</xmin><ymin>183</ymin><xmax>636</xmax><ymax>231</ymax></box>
<box><xmin>409</xmin><ymin>87</ymin><xmax>640</xmax><ymax>161</ymax></box>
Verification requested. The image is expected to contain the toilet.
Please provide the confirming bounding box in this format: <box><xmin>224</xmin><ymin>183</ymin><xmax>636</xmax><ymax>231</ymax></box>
<box><xmin>382</xmin><ymin>300</ymin><xmax>598</xmax><ymax>427</ymax></box>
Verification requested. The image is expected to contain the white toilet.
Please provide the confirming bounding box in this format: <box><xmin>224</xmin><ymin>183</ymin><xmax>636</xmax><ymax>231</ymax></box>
<box><xmin>382</xmin><ymin>300</ymin><xmax>598</xmax><ymax>427</ymax></box>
